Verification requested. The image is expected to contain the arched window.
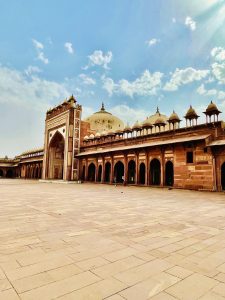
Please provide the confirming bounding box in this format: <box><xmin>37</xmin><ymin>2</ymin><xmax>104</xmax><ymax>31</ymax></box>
<box><xmin>114</xmin><ymin>161</ymin><xmax>124</xmax><ymax>183</ymax></box>
<box><xmin>150</xmin><ymin>159</ymin><xmax>161</xmax><ymax>185</ymax></box>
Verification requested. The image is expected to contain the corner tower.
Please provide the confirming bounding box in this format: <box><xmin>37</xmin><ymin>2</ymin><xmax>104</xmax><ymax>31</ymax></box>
<box><xmin>42</xmin><ymin>95</ymin><xmax>82</xmax><ymax>181</ymax></box>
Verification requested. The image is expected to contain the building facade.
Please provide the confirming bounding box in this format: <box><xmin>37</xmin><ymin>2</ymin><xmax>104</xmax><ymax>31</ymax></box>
<box><xmin>1</xmin><ymin>96</ymin><xmax>225</xmax><ymax>192</ymax></box>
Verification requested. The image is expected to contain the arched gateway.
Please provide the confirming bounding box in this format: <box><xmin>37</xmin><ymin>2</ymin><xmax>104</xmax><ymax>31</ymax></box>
<box><xmin>150</xmin><ymin>159</ymin><xmax>161</xmax><ymax>185</ymax></box>
<box><xmin>104</xmin><ymin>162</ymin><xmax>111</xmax><ymax>183</ymax></box>
<box><xmin>88</xmin><ymin>163</ymin><xmax>96</xmax><ymax>181</ymax></box>
<box><xmin>114</xmin><ymin>161</ymin><xmax>124</xmax><ymax>183</ymax></box>
<box><xmin>221</xmin><ymin>162</ymin><xmax>225</xmax><ymax>190</ymax></box>
<box><xmin>128</xmin><ymin>160</ymin><xmax>135</xmax><ymax>184</ymax></box>
<box><xmin>48</xmin><ymin>131</ymin><xmax>65</xmax><ymax>179</ymax></box>
<box><xmin>165</xmin><ymin>161</ymin><xmax>174</xmax><ymax>186</ymax></box>
<box><xmin>139</xmin><ymin>163</ymin><xmax>145</xmax><ymax>184</ymax></box>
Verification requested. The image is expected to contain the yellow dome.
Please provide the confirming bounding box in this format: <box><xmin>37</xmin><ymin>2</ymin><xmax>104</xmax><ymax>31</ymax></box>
<box><xmin>204</xmin><ymin>101</ymin><xmax>221</xmax><ymax>115</ymax></box>
<box><xmin>84</xmin><ymin>103</ymin><xmax>124</xmax><ymax>132</ymax></box>
<box><xmin>185</xmin><ymin>105</ymin><xmax>199</xmax><ymax>119</ymax></box>
<box><xmin>143</xmin><ymin>107</ymin><xmax>169</xmax><ymax>129</ymax></box>
<box><xmin>132</xmin><ymin>121</ymin><xmax>141</xmax><ymax>130</ymax></box>
<box><xmin>169</xmin><ymin>110</ymin><xmax>181</xmax><ymax>122</ymax></box>
<box><xmin>144</xmin><ymin>107</ymin><xmax>168</xmax><ymax>124</ymax></box>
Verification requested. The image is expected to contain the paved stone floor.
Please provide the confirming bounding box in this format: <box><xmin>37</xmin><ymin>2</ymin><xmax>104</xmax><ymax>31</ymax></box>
<box><xmin>1</xmin><ymin>180</ymin><xmax>225</xmax><ymax>299</ymax></box>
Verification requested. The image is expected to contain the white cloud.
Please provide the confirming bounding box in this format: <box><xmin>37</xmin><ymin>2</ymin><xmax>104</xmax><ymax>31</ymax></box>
<box><xmin>211</xmin><ymin>62</ymin><xmax>225</xmax><ymax>84</ymax></box>
<box><xmin>211</xmin><ymin>47</ymin><xmax>225</xmax><ymax>62</ymax></box>
<box><xmin>210</xmin><ymin>47</ymin><xmax>225</xmax><ymax>84</ymax></box>
<box><xmin>0</xmin><ymin>65</ymin><xmax>71</xmax><ymax>156</ymax></box>
<box><xmin>32</xmin><ymin>38</ymin><xmax>49</xmax><ymax>64</ymax></box>
<box><xmin>32</xmin><ymin>39</ymin><xmax>44</xmax><ymax>50</ymax></box>
<box><xmin>185</xmin><ymin>16</ymin><xmax>196</xmax><ymax>31</ymax></box>
<box><xmin>102</xmin><ymin>70</ymin><xmax>163</xmax><ymax>98</ymax></box>
<box><xmin>0</xmin><ymin>65</ymin><xmax>68</xmax><ymax>111</ymax></box>
<box><xmin>146</xmin><ymin>38</ymin><xmax>160</xmax><ymax>47</ymax></box>
<box><xmin>110</xmin><ymin>104</ymin><xmax>149</xmax><ymax>125</ymax></box>
<box><xmin>197</xmin><ymin>83</ymin><xmax>225</xmax><ymax>100</ymax></box>
<box><xmin>79</xmin><ymin>74</ymin><xmax>96</xmax><ymax>85</ymax></box>
<box><xmin>85</xmin><ymin>50</ymin><xmax>112</xmax><ymax>69</ymax></box>
<box><xmin>24</xmin><ymin>65</ymin><xmax>42</xmax><ymax>76</ymax></box>
<box><xmin>164</xmin><ymin>67</ymin><xmax>209</xmax><ymax>91</ymax></box>
<box><xmin>64</xmin><ymin>42</ymin><xmax>74</xmax><ymax>54</ymax></box>
<box><xmin>101</xmin><ymin>76</ymin><xmax>115</xmax><ymax>96</ymax></box>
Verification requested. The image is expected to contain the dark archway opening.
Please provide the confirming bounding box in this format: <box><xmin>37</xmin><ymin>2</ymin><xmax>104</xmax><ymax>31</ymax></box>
<box><xmin>48</xmin><ymin>131</ymin><xmax>65</xmax><ymax>179</ymax></box>
<box><xmin>105</xmin><ymin>162</ymin><xmax>111</xmax><ymax>183</ymax></box>
<box><xmin>81</xmin><ymin>165</ymin><xmax>85</xmax><ymax>181</ymax></box>
<box><xmin>114</xmin><ymin>161</ymin><xmax>124</xmax><ymax>183</ymax></box>
<box><xmin>150</xmin><ymin>159</ymin><xmax>161</xmax><ymax>185</ymax></box>
<box><xmin>6</xmin><ymin>169</ymin><xmax>13</xmax><ymax>178</ymax></box>
<box><xmin>88</xmin><ymin>163</ymin><xmax>96</xmax><ymax>182</ymax></box>
<box><xmin>128</xmin><ymin>160</ymin><xmax>136</xmax><ymax>184</ymax></box>
<box><xmin>165</xmin><ymin>161</ymin><xmax>174</xmax><ymax>186</ymax></box>
<box><xmin>97</xmin><ymin>165</ymin><xmax>102</xmax><ymax>182</ymax></box>
<box><xmin>0</xmin><ymin>169</ymin><xmax>3</xmax><ymax>177</ymax></box>
<box><xmin>221</xmin><ymin>162</ymin><xmax>225</xmax><ymax>190</ymax></box>
<box><xmin>35</xmin><ymin>167</ymin><xmax>39</xmax><ymax>179</ymax></box>
<box><xmin>139</xmin><ymin>163</ymin><xmax>145</xmax><ymax>184</ymax></box>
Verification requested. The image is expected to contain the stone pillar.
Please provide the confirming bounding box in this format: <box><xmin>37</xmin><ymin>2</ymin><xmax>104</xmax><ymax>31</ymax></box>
<box><xmin>110</xmin><ymin>156</ymin><xmax>114</xmax><ymax>184</ymax></box>
<box><xmin>135</xmin><ymin>151</ymin><xmax>139</xmax><ymax>185</ymax></box>
<box><xmin>161</xmin><ymin>148</ymin><xmax>165</xmax><ymax>187</ymax></box>
<box><xmin>85</xmin><ymin>159</ymin><xmax>88</xmax><ymax>181</ymax></box>
<box><xmin>124</xmin><ymin>153</ymin><xmax>128</xmax><ymax>185</ymax></box>
<box><xmin>102</xmin><ymin>157</ymin><xmax>105</xmax><ymax>183</ymax></box>
<box><xmin>146</xmin><ymin>152</ymin><xmax>149</xmax><ymax>186</ymax></box>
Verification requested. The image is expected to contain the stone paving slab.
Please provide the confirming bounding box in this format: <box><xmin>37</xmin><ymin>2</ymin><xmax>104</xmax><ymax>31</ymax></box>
<box><xmin>0</xmin><ymin>179</ymin><xmax>225</xmax><ymax>299</ymax></box>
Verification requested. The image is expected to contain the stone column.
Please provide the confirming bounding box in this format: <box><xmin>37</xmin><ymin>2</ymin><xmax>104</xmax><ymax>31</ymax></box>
<box><xmin>146</xmin><ymin>151</ymin><xmax>149</xmax><ymax>186</ymax></box>
<box><xmin>135</xmin><ymin>151</ymin><xmax>139</xmax><ymax>185</ymax></box>
<box><xmin>161</xmin><ymin>147</ymin><xmax>165</xmax><ymax>187</ymax></box>
<box><xmin>124</xmin><ymin>153</ymin><xmax>128</xmax><ymax>185</ymax></box>
<box><xmin>102</xmin><ymin>157</ymin><xmax>105</xmax><ymax>183</ymax></box>
<box><xmin>85</xmin><ymin>159</ymin><xmax>88</xmax><ymax>181</ymax></box>
<box><xmin>110</xmin><ymin>156</ymin><xmax>114</xmax><ymax>184</ymax></box>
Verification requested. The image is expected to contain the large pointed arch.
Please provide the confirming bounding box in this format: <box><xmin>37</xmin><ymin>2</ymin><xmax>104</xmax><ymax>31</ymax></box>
<box><xmin>128</xmin><ymin>160</ymin><xmax>136</xmax><ymax>184</ymax></box>
<box><xmin>150</xmin><ymin>159</ymin><xmax>161</xmax><ymax>185</ymax></box>
<box><xmin>88</xmin><ymin>163</ymin><xmax>96</xmax><ymax>181</ymax></box>
<box><xmin>114</xmin><ymin>161</ymin><xmax>124</xmax><ymax>183</ymax></box>
<box><xmin>221</xmin><ymin>162</ymin><xmax>225</xmax><ymax>191</ymax></box>
<box><xmin>47</xmin><ymin>131</ymin><xmax>65</xmax><ymax>179</ymax></box>
<box><xmin>165</xmin><ymin>161</ymin><xmax>174</xmax><ymax>186</ymax></box>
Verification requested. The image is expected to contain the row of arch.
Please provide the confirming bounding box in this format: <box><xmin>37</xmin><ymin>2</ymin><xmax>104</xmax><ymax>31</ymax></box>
<box><xmin>24</xmin><ymin>164</ymin><xmax>42</xmax><ymax>179</ymax></box>
<box><xmin>81</xmin><ymin>159</ymin><xmax>174</xmax><ymax>186</ymax></box>
<box><xmin>0</xmin><ymin>169</ymin><xmax>14</xmax><ymax>178</ymax></box>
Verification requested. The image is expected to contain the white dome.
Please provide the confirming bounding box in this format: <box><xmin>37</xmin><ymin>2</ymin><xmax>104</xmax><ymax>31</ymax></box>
<box><xmin>84</xmin><ymin>103</ymin><xmax>124</xmax><ymax>132</ymax></box>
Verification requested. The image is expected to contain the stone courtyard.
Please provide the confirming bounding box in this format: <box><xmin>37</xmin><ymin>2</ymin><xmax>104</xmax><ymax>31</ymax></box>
<box><xmin>0</xmin><ymin>180</ymin><xmax>225</xmax><ymax>299</ymax></box>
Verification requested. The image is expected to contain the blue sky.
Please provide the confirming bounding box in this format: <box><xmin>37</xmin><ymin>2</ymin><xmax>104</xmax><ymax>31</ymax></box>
<box><xmin>1</xmin><ymin>0</ymin><xmax>225</xmax><ymax>156</ymax></box>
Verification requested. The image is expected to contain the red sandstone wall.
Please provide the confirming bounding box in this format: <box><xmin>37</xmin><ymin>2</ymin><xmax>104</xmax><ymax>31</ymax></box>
<box><xmin>80</xmin><ymin>121</ymin><xmax>95</xmax><ymax>143</ymax></box>
<box><xmin>174</xmin><ymin>143</ymin><xmax>214</xmax><ymax>190</ymax></box>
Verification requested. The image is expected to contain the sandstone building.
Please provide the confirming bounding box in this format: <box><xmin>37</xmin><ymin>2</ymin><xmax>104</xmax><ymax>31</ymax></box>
<box><xmin>1</xmin><ymin>96</ymin><xmax>225</xmax><ymax>191</ymax></box>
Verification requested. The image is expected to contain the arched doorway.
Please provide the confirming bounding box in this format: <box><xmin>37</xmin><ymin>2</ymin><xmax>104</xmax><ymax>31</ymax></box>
<box><xmin>81</xmin><ymin>165</ymin><xmax>85</xmax><ymax>181</ymax></box>
<box><xmin>6</xmin><ymin>169</ymin><xmax>13</xmax><ymax>178</ymax></box>
<box><xmin>0</xmin><ymin>169</ymin><xmax>3</xmax><ymax>177</ymax></box>
<box><xmin>105</xmin><ymin>162</ymin><xmax>111</xmax><ymax>183</ymax></box>
<box><xmin>165</xmin><ymin>161</ymin><xmax>174</xmax><ymax>186</ymax></box>
<box><xmin>48</xmin><ymin>131</ymin><xmax>65</xmax><ymax>179</ymax></box>
<box><xmin>35</xmin><ymin>167</ymin><xmax>39</xmax><ymax>179</ymax></box>
<box><xmin>128</xmin><ymin>160</ymin><xmax>135</xmax><ymax>184</ymax></box>
<box><xmin>139</xmin><ymin>163</ymin><xmax>145</xmax><ymax>184</ymax></box>
<box><xmin>97</xmin><ymin>165</ymin><xmax>102</xmax><ymax>182</ymax></box>
<box><xmin>150</xmin><ymin>159</ymin><xmax>161</xmax><ymax>185</ymax></box>
<box><xmin>114</xmin><ymin>161</ymin><xmax>124</xmax><ymax>183</ymax></box>
<box><xmin>88</xmin><ymin>163</ymin><xmax>96</xmax><ymax>181</ymax></box>
<box><xmin>221</xmin><ymin>162</ymin><xmax>225</xmax><ymax>190</ymax></box>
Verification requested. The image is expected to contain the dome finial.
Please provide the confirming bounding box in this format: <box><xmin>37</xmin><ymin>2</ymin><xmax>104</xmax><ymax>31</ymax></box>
<box><xmin>101</xmin><ymin>102</ymin><xmax>105</xmax><ymax>111</ymax></box>
<box><xmin>156</xmin><ymin>106</ymin><xmax>159</xmax><ymax>113</ymax></box>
